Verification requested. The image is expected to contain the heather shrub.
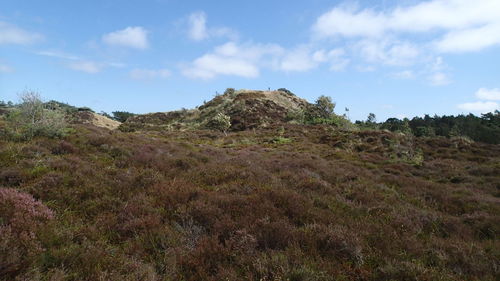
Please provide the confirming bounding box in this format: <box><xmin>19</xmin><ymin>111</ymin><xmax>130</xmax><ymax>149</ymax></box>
<box><xmin>0</xmin><ymin>122</ymin><xmax>498</xmax><ymax>280</ymax></box>
<box><xmin>0</xmin><ymin>188</ymin><xmax>54</xmax><ymax>231</ymax></box>
<box><xmin>0</xmin><ymin>188</ymin><xmax>54</xmax><ymax>277</ymax></box>
<box><xmin>0</xmin><ymin>169</ymin><xmax>25</xmax><ymax>186</ymax></box>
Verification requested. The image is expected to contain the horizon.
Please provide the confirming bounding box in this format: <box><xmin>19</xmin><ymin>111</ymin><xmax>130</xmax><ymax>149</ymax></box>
<box><xmin>1</xmin><ymin>0</ymin><xmax>500</xmax><ymax>121</ymax></box>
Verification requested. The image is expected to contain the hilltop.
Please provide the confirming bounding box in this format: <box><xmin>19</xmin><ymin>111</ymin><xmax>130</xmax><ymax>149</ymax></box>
<box><xmin>121</xmin><ymin>88</ymin><xmax>316</xmax><ymax>132</ymax></box>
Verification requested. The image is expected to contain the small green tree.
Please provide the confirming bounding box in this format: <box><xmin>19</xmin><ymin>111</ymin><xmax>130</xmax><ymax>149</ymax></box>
<box><xmin>401</xmin><ymin>118</ymin><xmax>412</xmax><ymax>135</ymax></box>
<box><xmin>277</xmin><ymin>88</ymin><xmax>295</xmax><ymax>96</ymax></box>
<box><xmin>367</xmin><ymin>113</ymin><xmax>376</xmax><ymax>123</ymax></box>
<box><xmin>414</xmin><ymin>126</ymin><xmax>436</xmax><ymax>137</ymax></box>
<box><xmin>315</xmin><ymin>95</ymin><xmax>335</xmax><ymax>119</ymax></box>
<box><xmin>206</xmin><ymin>112</ymin><xmax>231</xmax><ymax>134</ymax></box>
<box><xmin>1</xmin><ymin>91</ymin><xmax>69</xmax><ymax>140</ymax></box>
<box><xmin>112</xmin><ymin>111</ymin><xmax>136</xmax><ymax>123</ymax></box>
<box><xmin>305</xmin><ymin>95</ymin><xmax>336</xmax><ymax>123</ymax></box>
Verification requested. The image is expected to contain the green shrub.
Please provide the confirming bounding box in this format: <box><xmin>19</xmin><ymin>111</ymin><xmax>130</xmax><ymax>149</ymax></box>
<box><xmin>206</xmin><ymin>112</ymin><xmax>231</xmax><ymax>133</ymax></box>
<box><xmin>0</xmin><ymin>92</ymin><xmax>70</xmax><ymax>141</ymax></box>
<box><xmin>414</xmin><ymin>126</ymin><xmax>436</xmax><ymax>137</ymax></box>
<box><xmin>286</xmin><ymin>109</ymin><xmax>305</xmax><ymax>124</ymax></box>
<box><xmin>304</xmin><ymin>95</ymin><xmax>336</xmax><ymax>123</ymax></box>
<box><xmin>277</xmin><ymin>88</ymin><xmax>295</xmax><ymax>96</ymax></box>
<box><xmin>224</xmin><ymin>88</ymin><xmax>236</xmax><ymax>96</ymax></box>
<box><xmin>112</xmin><ymin>111</ymin><xmax>136</xmax><ymax>123</ymax></box>
<box><xmin>271</xmin><ymin>136</ymin><xmax>292</xmax><ymax>144</ymax></box>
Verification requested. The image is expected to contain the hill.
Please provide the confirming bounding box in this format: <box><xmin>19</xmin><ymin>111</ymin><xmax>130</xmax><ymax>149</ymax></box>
<box><xmin>72</xmin><ymin>110</ymin><xmax>121</xmax><ymax>130</ymax></box>
<box><xmin>121</xmin><ymin>88</ymin><xmax>313</xmax><ymax>132</ymax></box>
<box><xmin>0</xmin><ymin>92</ymin><xmax>499</xmax><ymax>280</ymax></box>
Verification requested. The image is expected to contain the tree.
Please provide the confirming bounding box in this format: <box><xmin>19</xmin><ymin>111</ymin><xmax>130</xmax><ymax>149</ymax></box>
<box><xmin>277</xmin><ymin>88</ymin><xmax>295</xmax><ymax>96</ymax></box>
<box><xmin>344</xmin><ymin>107</ymin><xmax>350</xmax><ymax>120</ymax></box>
<box><xmin>367</xmin><ymin>113</ymin><xmax>376</xmax><ymax>123</ymax></box>
<box><xmin>315</xmin><ymin>95</ymin><xmax>335</xmax><ymax>119</ymax></box>
<box><xmin>2</xmin><ymin>91</ymin><xmax>69</xmax><ymax>140</ymax></box>
<box><xmin>112</xmin><ymin>111</ymin><xmax>136</xmax><ymax>123</ymax></box>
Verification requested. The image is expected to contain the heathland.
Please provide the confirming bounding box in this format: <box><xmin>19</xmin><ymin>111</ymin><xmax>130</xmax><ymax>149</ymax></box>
<box><xmin>0</xmin><ymin>89</ymin><xmax>499</xmax><ymax>280</ymax></box>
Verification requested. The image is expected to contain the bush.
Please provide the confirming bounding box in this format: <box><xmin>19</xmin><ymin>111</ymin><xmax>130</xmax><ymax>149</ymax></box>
<box><xmin>277</xmin><ymin>88</ymin><xmax>295</xmax><ymax>96</ymax></box>
<box><xmin>0</xmin><ymin>92</ymin><xmax>70</xmax><ymax>141</ymax></box>
<box><xmin>0</xmin><ymin>188</ymin><xmax>54</xmax><ymax>277</ymax></box>
<box><xmin>304</xmin><ymin>95</ymin><xmax>336</xmax><ymax>123</ymax></box>
<box><xmin>285</xmin><ymin>109</ymin><xmax>305</xmax><ymax>124</ymax></box>
<box><xmin>206</xmin><ymin>113</ymin><xmax>231</xmax><ymax>134</ymax></box>
<box><xmin>224</xmin><ymin>88</ymin><xmax>236</xmax><ymax>96</ymax></box>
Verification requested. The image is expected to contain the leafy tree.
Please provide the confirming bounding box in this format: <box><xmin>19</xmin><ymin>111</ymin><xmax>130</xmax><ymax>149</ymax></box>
<box><xmin>45</xmin><ymin>100</ymin><xmax>78</xmax><ymax>113</ymax></box>
<box><xmin>112</xmin><ymin>111</ymin><xmax>136</xmax><ymax>123</ymax></box>
<box><xmin>367</xmin><ymin>113</ymin><xmax>376</xmax><ymax>123</ymax></box>
<box><xmin>2</xmin><ymin>91</ymin><xmax>69</xmax><ymax>140</ymax></box>
<box><xmin>277</xmin><ymin>88</ymin><xmax>295</xmax><ymax>96</ymax></box>
<box><xmin>315</xmin><ymin>95</ymin><xmax>335</xmax><ymax>119</ymax></box>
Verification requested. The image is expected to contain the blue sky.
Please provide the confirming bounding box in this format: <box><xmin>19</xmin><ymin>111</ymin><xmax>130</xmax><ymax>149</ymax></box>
<box><xmin>1</xmin><ymin>0</ymin><xmax>499</xmax><ymax>121</ymax></box>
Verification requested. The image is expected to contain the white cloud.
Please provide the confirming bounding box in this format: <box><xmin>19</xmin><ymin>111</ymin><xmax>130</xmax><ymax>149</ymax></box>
<box><xmin>0</xmin><ymin>64</ymin><xmax>13</xmax><ymax>73</ymax></box>
<box><xmin>184</xmin><ymin>55</ymin><xmax>259</xmax><ymax>79</ymax></box>
<box><xmin>35</xmin><ymin>50</ymin><xmax>124</xmax><ymax>74</ymax></box>
<box><xmin>187</xmin><ymin>11</ymin><xmax>238</xmax><ymax>41</ymax></box>
<box><xmin>188</xmin><ymin>12</ymin><xmax>208</xmax><ymax>41</ymax></box>
<box><xmin>102</xmin><ymin>27</ymin><xmax>149</xmax><ymax>49</ymax></box>
<box><xmin>129</xmin><ymin>68</ymin><xmax>171</xmax><ymax>80</ymax></box>
<box><xmin>475</xmin><ymin>88</ymin><xmax>500</xmax><ymax>101</ymax></box>
<box><xmin>314</xmin><ymin>49</ymin><xmax>349</xmax><ymax>71</ymax></box>
<box><xmin>36</xmin><ymin>50</ymin><xmax>80</xmax><ymax>60</ymax></box>
<box><xmin>183</xmin><ymin>40</ymin><xmax>353</xmax><ymax>79</ymax></box>
<box><xmin>356</xmin><ymin>40</ymin><xmax>419</xmax><ymax>66</ymax></box>
<box><xmin>313</xmin><ymin>0</ymin><xmax>500</xmax><ymax>52</ymax></box>
<box><xmin>0</xmin><ymin>21</ymin><xmax>42</xmax><ymax>45</ymax></box>
<box><xmin>280</xmin><ymin>46</ymin><xmax>320</xmax><ymax>72</ymax></box>
<box><xmin>182</xmin><ymin>41</ymin><xmax>283</xmax><ymax>79</ymax></box>
<box><xmin>392</xmin><ymin>70</ymin><xmax>415</xmax><ymax>79</ymax></box>
<box><xmin>356</xmin><ymin>65</ymin><xmax>376</xmax><ymax>72</ymax></box>
<box><xmin>428</xmin><ymin>72</ymin><xmax>452</xmax><ymax>86</ymax></box>
<box><xmin>436</xmin><ymin>23</ymin><xmax>500</xmax><ymax>52</ymax></box>
<box><xmin>423</xmin><ymin>56</ymin><xmax>452</xmax><ymax>86</ymax></box>
<box><xmin>458</xmin><ymin>101</ymin><xmax>499</xmax><ymax>113</ymax></box>
<box><xmin>68</xmin><ymin>61</ymin><xmax>102</xmax><ymax>73</ymax></box>
<box><xmin>277</xmin><ymin>46</ymin><xmax>349</xmax><ymax>72</ymax></box>
<box><xmin>313</xmin><ymin>7</ymin><xmax>387</xmax><ymax>38</ymax></box>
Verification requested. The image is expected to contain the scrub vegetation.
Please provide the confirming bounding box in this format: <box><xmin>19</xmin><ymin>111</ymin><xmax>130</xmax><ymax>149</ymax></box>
<box><xmin>0</xmin><ymin>90</ymin><xmax>498</xmax><ymax>280</ymax></box>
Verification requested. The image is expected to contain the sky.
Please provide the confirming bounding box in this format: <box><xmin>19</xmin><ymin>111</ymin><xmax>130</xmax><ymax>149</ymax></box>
<box><xmin>1</xmin><ymin>0</ymin><xmax>499</xmax><ymax>121</ymax></box>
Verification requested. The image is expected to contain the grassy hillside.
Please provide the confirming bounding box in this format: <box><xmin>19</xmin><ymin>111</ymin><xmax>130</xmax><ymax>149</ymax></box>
<box><xmin>1</xmin><ymin>122</ymin><xmax>499</xmax><ymax>280</ymax></box>
<box><xmin>120</xmin><ymin>89</ymin><xmax>313</xmax><ymax>132</ymax></box>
